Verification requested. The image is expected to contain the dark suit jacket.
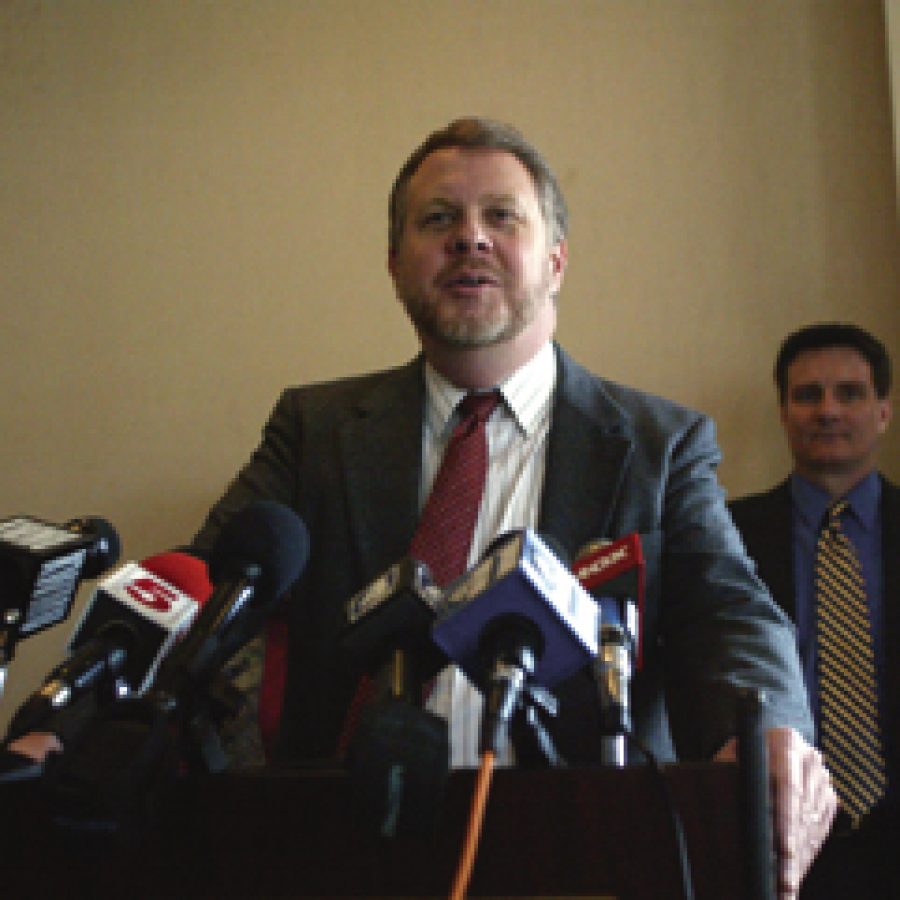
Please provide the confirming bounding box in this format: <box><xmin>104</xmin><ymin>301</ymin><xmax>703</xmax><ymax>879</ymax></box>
<box><xmin>195</xmin><ymin>346</ymin><xmax>812</xmax><ymax>765</ymax></box>
<box><xmin>729</xmin><ymin>476</ymin><xmax>900</xmax><ymax>803</ymax></box>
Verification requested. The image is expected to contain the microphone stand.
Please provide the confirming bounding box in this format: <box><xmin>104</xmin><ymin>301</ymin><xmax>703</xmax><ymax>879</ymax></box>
<box><xmin>0</xmin><ymin>622</ymin><xmax>18</xmax><ymax>699</ymax></box>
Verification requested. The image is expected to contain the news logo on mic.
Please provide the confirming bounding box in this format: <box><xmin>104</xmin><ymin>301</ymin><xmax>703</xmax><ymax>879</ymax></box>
<box><xmin>573</xmin><ymin>533</ymin><xmax>645</xmax><ymax>668</ymax></box>
<box><xmin>70</xmin><ymin>562</ymin><xmax>201</xmax><ymax>696</ymax></box>
<box><xmin>433</xmin><ymin>529</ymin><xmax>599</xmax><ymax>689</ymax></box>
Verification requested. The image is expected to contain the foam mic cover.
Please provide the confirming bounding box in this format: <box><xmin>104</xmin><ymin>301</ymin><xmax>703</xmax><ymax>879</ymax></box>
<box><xmin>432</xmin><ymin>529</ymin><xmax>598</xmax><ymax>689</ymax></box>
<box><xmin>208</xmin><ymin>500</ymin><xmax>309</xmax><ymax>603</ymax></box>
<box><xmin>141</xmin><ymin>551</ymin><xmax>214</xmax><ymax>606</ymax></box>
<box><xmin>155</xmin><ymin>502</ymin><xmax>309</xmax><ymax>698</ymax></box>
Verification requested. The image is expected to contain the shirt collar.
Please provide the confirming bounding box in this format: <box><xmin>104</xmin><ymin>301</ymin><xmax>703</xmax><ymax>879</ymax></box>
<box><xmin>423</xmin><ymin>341</ymin><xmax>557</xmax><ymax>438</ymax></box>
<box><xmin>790</xmin><ymin>470</ymin><xmax>881</xmax><ymax>532</ymax></box>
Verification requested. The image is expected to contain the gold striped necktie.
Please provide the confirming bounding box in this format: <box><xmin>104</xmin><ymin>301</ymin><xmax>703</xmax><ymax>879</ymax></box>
<box><xmin>815</xmin><ymin>500</ymin><xmax>886</xmax><ymax>826</ymax></box>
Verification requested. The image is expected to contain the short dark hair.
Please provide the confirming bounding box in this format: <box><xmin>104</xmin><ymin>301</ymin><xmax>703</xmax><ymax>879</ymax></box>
<box><xmin>774</xmin><ymin>322</ymin><xmax>892</xmax><ymax>402</ymax></box>
<box><xmin>388</xmin><ymin>117</ymin><xmax>568</xmax><ymax>254</ymax></box>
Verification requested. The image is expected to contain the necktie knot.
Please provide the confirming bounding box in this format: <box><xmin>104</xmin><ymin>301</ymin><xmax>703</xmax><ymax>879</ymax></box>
<box><xmin>824</xmin><ymin>500</ymin><xmax>849</xmax><ymax>534</ymax></box>
<box><xmin>457</xmin><ymin>390</ymin><xmax>501</xmax><ymax>426</ymax></box>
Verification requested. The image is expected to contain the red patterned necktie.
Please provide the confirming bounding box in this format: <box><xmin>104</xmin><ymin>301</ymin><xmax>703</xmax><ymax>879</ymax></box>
<box><xmin>410</xmin><ymin>390</ymin><xmax>501</xmax><ymax>586</ymax></box>
<box><xmin>336</xmin><ymin>390</ymin><xmax>500</xmax><ymax>757</ymax></box>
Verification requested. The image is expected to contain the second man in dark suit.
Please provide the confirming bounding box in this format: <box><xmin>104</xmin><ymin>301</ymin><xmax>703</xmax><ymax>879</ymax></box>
<box><xmin>730</xmin><ymin>322</ymin><xmax>897</xmax><ymax>898</ymax></box>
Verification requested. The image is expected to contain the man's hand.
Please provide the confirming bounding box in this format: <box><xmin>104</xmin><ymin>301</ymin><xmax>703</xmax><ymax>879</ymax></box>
<box><xmin>6</xmin><ymin>731</ymin><xmax>62</xmax><ymax>763</ymax></box>
<box><xmin>716</xmin><ymin>726</ymin><xmax>837</xmax><ymax>899</ymax></box>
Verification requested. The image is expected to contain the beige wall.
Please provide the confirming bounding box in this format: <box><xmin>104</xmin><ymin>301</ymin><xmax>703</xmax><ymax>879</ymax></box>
<box><xmin>2</xmin><ymin>1</ymin><xmax>898</xmax><ymax>725</ymax></box>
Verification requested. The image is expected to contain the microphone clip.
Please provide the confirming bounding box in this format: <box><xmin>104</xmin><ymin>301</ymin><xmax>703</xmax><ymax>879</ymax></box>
<box><xmin>509</xmin><ymin>681</ymin><xmax>566</xmax><ymax>768</ymax></box>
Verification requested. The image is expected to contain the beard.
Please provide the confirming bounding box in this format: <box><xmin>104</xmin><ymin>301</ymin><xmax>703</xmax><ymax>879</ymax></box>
<box><xmin>398</xmin><ymin>276</ymin><xmax>550</xmax><ymax>349</ymax></box>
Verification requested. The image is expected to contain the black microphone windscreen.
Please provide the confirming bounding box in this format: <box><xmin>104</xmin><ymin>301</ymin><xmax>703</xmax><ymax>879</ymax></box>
<box><xmin>208</xmin><ymin>501</ymin><xmax>309</xmax><ymax>598</ymax></box>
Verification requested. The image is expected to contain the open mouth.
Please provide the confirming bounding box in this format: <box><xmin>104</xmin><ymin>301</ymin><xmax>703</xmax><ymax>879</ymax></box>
<box><xmin>443</xmin><ymin>269</ymin><xmax>498</xmax><ymax>289</ymax></box>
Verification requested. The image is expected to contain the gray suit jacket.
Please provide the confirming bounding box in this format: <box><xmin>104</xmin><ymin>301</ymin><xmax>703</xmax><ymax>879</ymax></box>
<box><xmin>195</xmin><ymin>346</ymin><xmax>812</xmax><ymax>765</ymax></box>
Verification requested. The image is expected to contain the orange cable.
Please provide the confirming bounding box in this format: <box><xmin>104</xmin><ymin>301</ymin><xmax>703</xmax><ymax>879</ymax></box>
<box><xmin>448</xmin><ymin>749</ymin><xmax>496</xmax><ymax>900</ymax></box>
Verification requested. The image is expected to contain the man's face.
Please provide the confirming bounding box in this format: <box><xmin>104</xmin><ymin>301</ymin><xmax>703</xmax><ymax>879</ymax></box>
<box><xmin>388</xmin><ymin>147</ymin><xmax>566</xmax><ymax>350</ymax></box>
<box><xmin>780</xmin><ymin>346</ymin><xmax>891</xmax><ymax>483</ymax></box>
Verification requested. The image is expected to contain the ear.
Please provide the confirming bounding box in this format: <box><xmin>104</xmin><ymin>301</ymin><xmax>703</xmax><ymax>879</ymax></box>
<box><xmin>778</xmin><ymin>398</ymin><xmax>790</xmax><ymax>429</ymax></box>
<box><xmin>876</xmin><ymin>396</ymin><xmax>892</xmax><ymax>434</ymax></box>
<box><xmin>387</xmin><ymin>248</ymin><xmax>398</xmax><ymax>279</ymax></box>
<box><xmin>548</xmin><ymin>238</ymin><xmax>568</xmax><ymax>295</ymax></box>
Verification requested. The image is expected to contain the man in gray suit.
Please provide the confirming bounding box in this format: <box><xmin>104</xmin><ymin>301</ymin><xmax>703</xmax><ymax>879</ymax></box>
<box><xmin>195</xmin><ymin>117</ymin><xmax>834</xmax><ymax>896</ymax></box>
<box><xmin>730</xmin><ymin>323</ymin><xmax>897</xmax><ymax>898</ymax></box>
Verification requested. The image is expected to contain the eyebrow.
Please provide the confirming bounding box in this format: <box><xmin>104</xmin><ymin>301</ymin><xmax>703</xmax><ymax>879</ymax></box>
<box><xmin>791</xmin><ymin>378</ymin><xmax>868</xmax><ymax>387</ymax></box>
<box><xmin>789</xmin><ymin>379</ymin><xmax>870</xmax><ymax>395</ymax></box>
<box><xmin>419</xmin><ymin>192</ymin><xmax>524</xmax><ymax>207</ymax></box>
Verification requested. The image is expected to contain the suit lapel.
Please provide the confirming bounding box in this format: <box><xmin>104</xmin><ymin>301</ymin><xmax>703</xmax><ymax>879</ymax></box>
<box><xmin>338</xmin><ymin>358</ymin><xmax>425</xmax><ymax>579</ymax></box>
<box><xmin>879</xmin><ymin>477</ymin><xmax>900</xmax><ymax>765</ymax></box>
<box><xmin>336</xmin><ymin>348</ymin><xmax>637</xmax><ymax>578</ymax></box>
<box><xmin>539</xmin><ymin>347</ymin><xmax>634</xmax><ymax>556</ymax></box>
<box><xmin>755</xmin><ymin>481</ymin><xmax>796</xmax><ymax>619</ymax></box>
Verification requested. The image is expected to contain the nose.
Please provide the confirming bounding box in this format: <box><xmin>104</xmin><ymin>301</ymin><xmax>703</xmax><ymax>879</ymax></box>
<box><xmin>813</xmin><ymin>388</ymin><xmax>841</xmax><ymax>418</ymax></box>
<box><xmin>448</xmin><ymin>216</ymin><xmax>491</xmax><ymax>254</ymax></box>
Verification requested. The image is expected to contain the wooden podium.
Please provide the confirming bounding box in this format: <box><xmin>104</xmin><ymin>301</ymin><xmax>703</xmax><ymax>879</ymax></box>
<box><xmin>2</xmin><ymin>761</ymin><xmax>766</xmax><ymax>899</ymax></box>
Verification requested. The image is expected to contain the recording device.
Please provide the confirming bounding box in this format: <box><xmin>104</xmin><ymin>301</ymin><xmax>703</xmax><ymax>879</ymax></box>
<box><xmin>573</xmin><ymin>534</ymin><xmax>645</xmax><ymax>765</ymax></box>
<box><xmin>5</xmin><ymin>553</ymin><xmax>207</xmax><ymax>744</ymax></box>
<box><xmin>433</xmin><ymin>529</ymin><xmax>598</xmax><ymax>756</ymax></box>
<box><xmin>0</xmin><ymin>515</ymin><xmax>120</xmax><ymax>673</ymax></box>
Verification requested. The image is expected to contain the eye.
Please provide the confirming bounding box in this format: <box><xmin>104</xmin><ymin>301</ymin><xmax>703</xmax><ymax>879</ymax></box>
<box><xmin>791</xmin><ymin>384</ymin><xmax>822</xmax><ymax>404</ymax></box>
<box><xmin>835</xmin><ymin>382</ymin><xmax>868</xmax><ymax>403</ymax></box>
<box><xmin>419</xmin><ymin>208</ymin><xmax>454</xmax><ymax>229</ymax></box>
<box><xmin>486</xmin><ymin>206</ymin><xmax>519</xmax><ymax>226</ymax></box>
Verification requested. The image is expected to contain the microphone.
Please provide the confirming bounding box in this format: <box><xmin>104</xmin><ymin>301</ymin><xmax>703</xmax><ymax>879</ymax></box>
<box><xmin>339</xmin><ymin>558</ymin><xmax>448</xmax><ymax>840</ymax></box>
<box><xmin>341</xmin><ymin>557</ymin><xmax>443</xmax><ymax>701</ymax></box>
<box><xmin>573</xmin><ymin>534</ymin><xmax>645</xmax><ymax>765</ymax></box>
<box><xmin>572</xmin><ymin>534</ymin><xmax>645</xmax><ymax>668</ymax></box>
<box><xmin>4</xmin><ymin>553</ymin><xmax>209</xmax><ymax>743</ymax></box>
<box><xmin>153</xmin><ymin>501</ymin><xmax>309</xmax><ymax>702</ymax></box>
<box><xmin>3</xmin><ymin>514</ymin><xmax>305</xmax><ymax>835</ymax></box>
<box><xmin>0</xmin><ymin>515</ymin><xmax>120</xmax><ymax>671</ymax></box>
<box><xmin>141</xmin><ymin>551</ymin><xmax>215</xmax><ymax>607</ymax></box>
<box><xmin>432</xmin><ymin>529</ymin><xmax>599</xmax><ymax>756</ymax></box>
<box><xmin>593</xmin><ymin>622</ymin><xmax>632</xmax><ymax>766</ymax></box>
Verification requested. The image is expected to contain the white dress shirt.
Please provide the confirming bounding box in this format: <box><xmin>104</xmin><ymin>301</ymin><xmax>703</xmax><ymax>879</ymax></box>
<box><xmin>420</xmin><ymin>341</ymin><xmax>556</xmax><ymax>768</ymax></box>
